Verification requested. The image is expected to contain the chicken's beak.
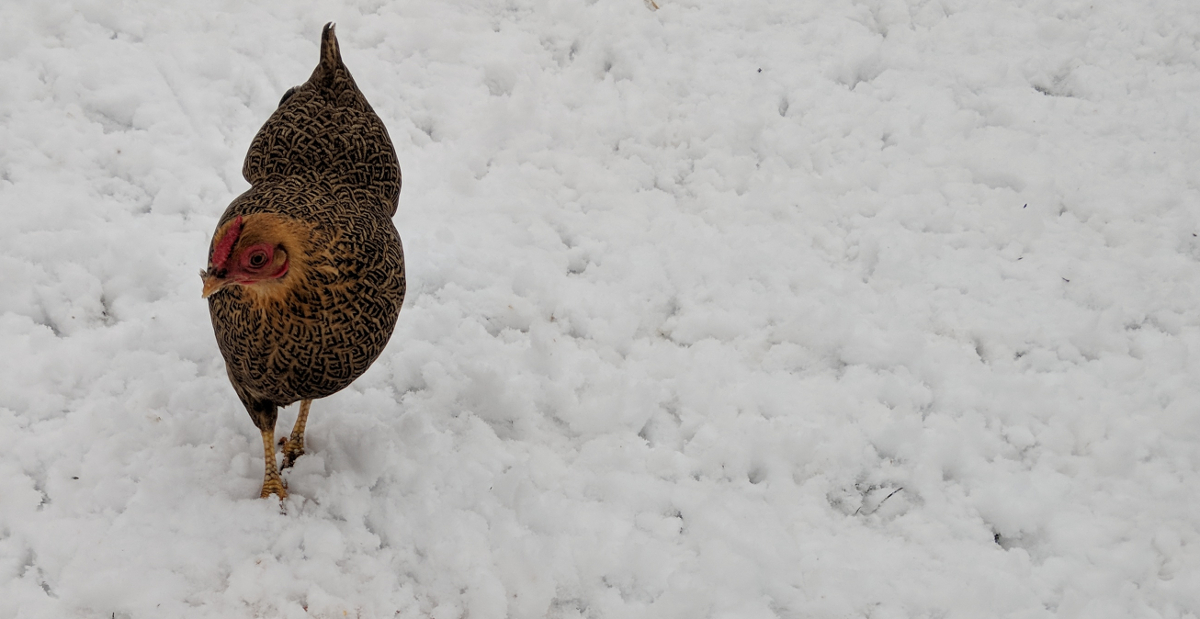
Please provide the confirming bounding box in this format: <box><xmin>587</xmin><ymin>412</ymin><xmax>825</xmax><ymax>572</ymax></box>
<box><xmin>201</xmin><ymin>270</ymin><xmax>229</xmax><ymax>298</ymax></box>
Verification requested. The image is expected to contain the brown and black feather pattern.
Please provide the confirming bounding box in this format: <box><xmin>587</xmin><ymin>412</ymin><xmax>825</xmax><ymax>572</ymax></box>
<box><xmin>207</xmin><ymin>24</ymin><xmax>405</xmax><ymax>432</ymax></box>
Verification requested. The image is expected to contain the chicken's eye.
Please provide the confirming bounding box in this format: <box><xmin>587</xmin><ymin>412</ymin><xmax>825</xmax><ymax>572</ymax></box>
<box><xmin>247</xmin><ymin>251</ymin><xmax>268</xmax><ymax>268</ymax></box>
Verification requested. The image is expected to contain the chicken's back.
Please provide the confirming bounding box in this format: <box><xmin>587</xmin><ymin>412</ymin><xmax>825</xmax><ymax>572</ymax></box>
<box><xmin>242</xmin><ymin>23</ymin><xmax>400</xmax><ymax>217</ymax></box>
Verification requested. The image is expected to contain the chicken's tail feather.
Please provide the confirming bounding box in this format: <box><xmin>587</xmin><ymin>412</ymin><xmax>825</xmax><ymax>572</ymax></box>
<box><xmin>320</xmin><ymin>23</ymin><xmax>342</xmax><ymax>72</ymax></box>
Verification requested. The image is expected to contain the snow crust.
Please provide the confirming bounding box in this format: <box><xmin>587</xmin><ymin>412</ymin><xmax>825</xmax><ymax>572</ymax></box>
<box><xmin>2</xmin><ymin>0</ymin><xmax>1200</xmax><ymax>617</ymax></box>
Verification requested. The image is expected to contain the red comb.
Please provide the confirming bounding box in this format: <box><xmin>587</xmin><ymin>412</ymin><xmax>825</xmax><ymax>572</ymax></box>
<box><xmin>212</xmin><ymin>216</ymin><xmax>243</xmax><ymax>271</ymax></box>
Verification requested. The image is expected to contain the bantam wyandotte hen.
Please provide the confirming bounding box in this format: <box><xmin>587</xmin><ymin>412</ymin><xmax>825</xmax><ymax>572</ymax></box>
<box><xmin>201</xmin><ymin>24</ymin><xmax>405</xmax><ymax>500</ymax></box>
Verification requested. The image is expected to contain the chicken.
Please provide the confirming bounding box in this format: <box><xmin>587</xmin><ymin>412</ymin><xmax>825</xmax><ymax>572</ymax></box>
<box><xmin>201</xmin><ymin>24</ymin><xmax>405</xmax><ymax>499</ymax></box>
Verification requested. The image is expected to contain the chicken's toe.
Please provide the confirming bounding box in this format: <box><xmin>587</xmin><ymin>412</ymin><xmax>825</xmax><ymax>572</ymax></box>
<box><xmin>281</xmin><ymin>438</ymin><xmax>305</xmax><ymax>470</ymax></box>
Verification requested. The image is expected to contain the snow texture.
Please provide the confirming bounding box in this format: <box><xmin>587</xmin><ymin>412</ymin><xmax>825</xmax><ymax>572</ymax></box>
<box><xmin>2</xmin><ymin>0</ymin><xmax>1200</xmax><ymax>617</ymax></box>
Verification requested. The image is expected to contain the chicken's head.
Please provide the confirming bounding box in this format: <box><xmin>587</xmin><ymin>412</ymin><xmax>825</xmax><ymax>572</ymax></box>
<box><xmin>201</xmin><ymin>215</ymin><xmax>293</xmax><ymax>298</ymax></box>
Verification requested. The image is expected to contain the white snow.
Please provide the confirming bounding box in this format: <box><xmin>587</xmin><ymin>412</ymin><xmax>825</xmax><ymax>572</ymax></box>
<box><xmin>2</xmin><ymin>0</ymin><xmax>1200</xmax><ymax>617</ymax></box>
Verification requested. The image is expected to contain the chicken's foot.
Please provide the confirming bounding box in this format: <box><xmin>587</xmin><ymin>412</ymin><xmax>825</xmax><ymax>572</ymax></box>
<box><xmin>260</xmin><ymin>427</ymin><xmax>287</xmax><ymax>499</ymax></box>
<box><xmin>281</xmin><ymin>398</ymin><xmax>312</xmax><ymax>469</ymax></box>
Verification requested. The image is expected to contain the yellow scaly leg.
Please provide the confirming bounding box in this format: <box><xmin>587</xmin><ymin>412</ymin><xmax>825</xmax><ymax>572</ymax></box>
<box><xmin>259</xmin><ymin>427</ymin><xmax>287</xmax><ymax>499</ymax></box>
<box><xmin>281</xmin><ymin>399</ymin><xmax>312</xmax><ymax>470</ymax></box>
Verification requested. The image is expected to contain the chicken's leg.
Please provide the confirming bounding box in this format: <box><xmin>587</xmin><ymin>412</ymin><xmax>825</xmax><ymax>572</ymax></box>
<box><xmin>281</xmin><ymin>398</ymin><xmax>312</xmax><ymax>469</ymax></box>
<box><xmin>259</xmin><ymin>427</ymin><xmax>287</xmax><ymax>499</ymax></box>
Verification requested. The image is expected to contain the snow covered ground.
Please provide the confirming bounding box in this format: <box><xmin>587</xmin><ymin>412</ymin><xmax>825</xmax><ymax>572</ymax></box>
<box><xmin>2</xmin><ymin>0</ymin><xmax>1200</xmax><ymax>616</ymax></box>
